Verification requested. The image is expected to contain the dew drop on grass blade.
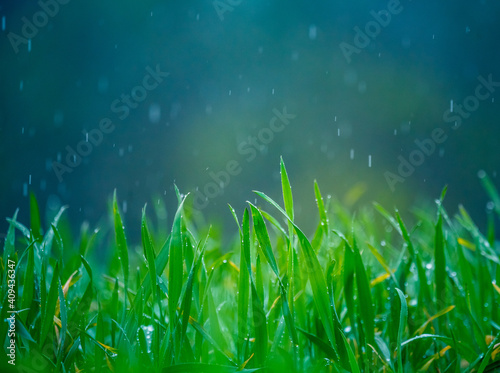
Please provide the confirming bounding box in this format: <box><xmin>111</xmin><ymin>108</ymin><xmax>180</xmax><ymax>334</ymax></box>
<box><xmin>395</xmin><ymin>288</ymin><xmax>407</xmax><ymax>373</ymax></box>
<box><xmin>113</xmin><ymin>190</ymin><xmax>129</xmax><ymax>313</ymax></box>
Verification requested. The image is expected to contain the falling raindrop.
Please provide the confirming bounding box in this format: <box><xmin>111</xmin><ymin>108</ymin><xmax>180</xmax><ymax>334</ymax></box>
<box><xmin>28</xmin><ymin>39</ymin><xmax>31</xmax><ymax>52</ymax></box>
<box><xmin>98</xmin><ymin>76</ymin><xmax>109</xmax><ymax>93</ymax></box>
<box><xmin>149</xmin><ymin>103</ymin><xmax>161</xmax><ymax>123</ymax></box>
<box><xmin>1</xmin><ymin>16</ymin><xmax>5</xmax><ymax>31</ymax></box>
<box><xmin>308</xmin><ymin>24</ymin><xmax>317</xmax><ymax>40</ymax></box>
<box><xmin>20</xmin><ymin>81</ymin><xmax>24</xmax><ymax>91</ymax></box>
<box><xmin>29</xmin><ymin>175</ymin><xmax>32</xmax><ymax>185</ymax></box>
<box><xmin>450</xmin><ymin>99</ymin><xmax>453</xmax><ymax>113</ymax></box>
<box><xmin>350</xmin><ymin>149</ymin><xmax>354</xmax><ymax>159</ymax></box>
<box><xmin>368</xmin><ymin>155</ymin><xmax>372</xmax><ymax>167</ymax></box>
<box><xmin>54</xmin><ymin>110</ymin><xmax>64</xmax><ymax>127</ymax></box>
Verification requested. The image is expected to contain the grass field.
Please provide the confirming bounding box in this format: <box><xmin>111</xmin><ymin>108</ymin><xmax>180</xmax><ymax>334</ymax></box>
<box><xmin>1</xmin><ymin>159</ymin><xmax>500</xmax><ymax>372</ymax></box>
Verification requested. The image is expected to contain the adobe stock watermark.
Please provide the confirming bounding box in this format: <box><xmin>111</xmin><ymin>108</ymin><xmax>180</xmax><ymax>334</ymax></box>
<box><xmin>52</xmin><ymin>64</ymin><xmax>169</xmax><ymax>182</ymax></box>
<box><xmin>7</xmin><ymin>0</ymin><xmax>72</xmax><ymax>54</ymax></box>
<box><xmin>384</xmin><ymin>74</ymin><xmax>499</xmax><ymax>192</ymax></box>
<box><xmin>340</xmin><ymin>0</ymin><xmax>403</xmax><ymax>64</ymax></box>
<box><xmin>193</xmin><ymin>106</ymin><xmax>296</xmax><ymax>209</ymax></box>
<box><xmin>213</xmin><ymin>0</ymin><xmax>242</xmax><ymax>21</ymax></box>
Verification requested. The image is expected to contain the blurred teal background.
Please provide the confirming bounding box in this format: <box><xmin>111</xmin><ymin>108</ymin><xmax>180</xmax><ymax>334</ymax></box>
<box><xmin>1</xmin><ymin>0</ymin><xmax>499</xmax><ymax>241</ymax></box>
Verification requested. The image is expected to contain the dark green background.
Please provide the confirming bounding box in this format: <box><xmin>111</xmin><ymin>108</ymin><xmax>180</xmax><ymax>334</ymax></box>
<box><xmin>1</xmin><ymin>0</ymin><xmax>499</xmax><ymax>241</ymax></box>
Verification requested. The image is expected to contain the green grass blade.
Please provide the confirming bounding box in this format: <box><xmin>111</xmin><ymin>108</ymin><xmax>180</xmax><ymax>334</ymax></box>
<box><xmin>366</xmin><ymin>242</ymin><xmax>399</xmax><ymax>286</ymax></box>
<box><xmin>248</xmin><ymin>203</ymin><xmax>279</xmax><ymax>277</ymax></box>
<box><xmin>395</xmin><ymin>211</ymin><xmax>431</xmax><ymax>307</ymax></box>
<box><xmin>231</xmin><ymin>206</ymin><xmax>250</xmax><ymax>362</ymax></box>
<box><xmin>280</xmin><ymin>157</ymin><xmax>294</xmax><ymax>222</ymax></box>
<box><xmin>56</xmin><ymin>278</ymin><xmax>68</xmax><ymax>367</ymax></box>
<box><xmin>395</xmin><ymin>288</ymin><xmax>408</xmax><ymax>373</ymax></box>
<box><xmin>478</xmin><ymin>171</ymin><xmax>500</xmax><ymax>216</ymax></box>
<box><xmin>113</xmin><ymin>190</ymin><xmax>129</xmax><ymax>293</ymax></box>
<box><xmin>291</xmin><ymin>225</ymin><xmax>339</xmax><ymax>359</ymax></box>
<box><xmin>169</xmin><ymin>195</ymin><xmax>188</xmax><ymax>331</ymax></box>
<box><xmin>297</xmin><ymin>327</ymin><xmax>337</xmax><ymax>360</ymax></box>
<box><xmin>434</xmin><ymin>212</ymin><xmax>446</xmax><ymax>323</ymax></box>
<box><xmin>163</xmin><ymin>363</ymin><xmax>261</xmax><ymax>373</ymax></box>
<box><xmin>255</xmin><ymin>190</ymin><xmax>340</xmax><ymax>359</ymax></box>
<box><xmin>352</xmin><ymin>236</ymin><xmax>375</xmax><ymax>343</ymax></box>
<box><xmin>141</xmin><ymin>205</ymin><xmax>158</xmax><ymax>308</ymax></box>
<box><xmin>476</xmin><ymin>332</ymin><xmax>500</xmax><ymax>373</ymax></box>
<box><xmin>314</xmin><ymin>180</ymin><xmax>329</xmax><ymax>234</ymax></box>
<box><xmin>40</xmin><ymin>262</ymin><xmax>60</xmax><ymax>346</ymax></box>
<box><xmin>29</xmin><ymin>191</ymin><xmax>43</xmax><ymax>240</ymax></box>
<box><xmin>341</xmin><ymin>332</ymin><xmax>361</xmax><ymax>373</ymax></box>
<box><xmin>373</xmin><ymin>202</ymin><xmax>401</xmax><ymax>234</ymax></box>
<box><xmin>179</xmin><ymin>248</ymin><xmax>204</xmax><ymax>360</ymax></box>
<box><xmin>189</xmin><ymin>317</ymin><xmax>235</xmax><ymax>365</ymax></box>
<box><xmin>3</xmin><ymin>209</ymin><xmax>18</xmax><ymax>268</ymax></box>
<box><xmin>20</xmin><ymin>243</ymin><xmax>35</xmax><ymax>324</ymax></box>
<box><xmin>40</xmin><ymin>205</ymin><xmax>67</xmax><ymax>259</ymax></box>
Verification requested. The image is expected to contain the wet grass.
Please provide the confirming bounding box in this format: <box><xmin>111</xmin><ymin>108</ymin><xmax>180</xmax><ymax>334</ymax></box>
<box><xmin>1</xmin><ymin>159</ymin><xmax>500</xmax><ymax>372</ymax></box>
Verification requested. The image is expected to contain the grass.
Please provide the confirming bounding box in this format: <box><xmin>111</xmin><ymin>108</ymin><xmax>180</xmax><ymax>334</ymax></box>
<box><xmin>1</xmin><ymin>158</ymin><xmax>500</xmax><ymax>372</ymax></box>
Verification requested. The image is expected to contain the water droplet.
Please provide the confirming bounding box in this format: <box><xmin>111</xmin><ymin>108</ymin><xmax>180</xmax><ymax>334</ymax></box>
<box><xmin>308</xmin><ymin>24</ymin><xmax>317</xmax><ymax>40</ymax></box>
<box><xmin>149</xmin><ymin>103</ymin><xmax>161</xmax><ymax>123</ymax></box>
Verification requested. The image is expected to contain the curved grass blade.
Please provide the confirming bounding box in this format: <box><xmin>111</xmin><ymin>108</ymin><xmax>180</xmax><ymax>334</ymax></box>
<box><xmin>395</xmin><ymin>211</ymin><xmax>431</xmax><ymax>307</ymax></box>
<box><xmin>20</xmin><ymin>242</ymin><xmax>35</xmax><ymax>324</ymax></box>
<box><xmin>478</xmin><ymin>171</ymin><xmax>500</xmax><ymax>216</ymax></box>
<box><xmin>169</xmin><ymin>195</ymin><xmax>189</xmax><ymax>332</ymax></box>
<box><xmin>248</xmin><ymin>203</ymin><xmax>279</xmax><ymax>277</ymax></box>
<box><xmin>297</xmin><ymin>327</ymin><xmax>337</xmax><ymax>360</ymax></box>
<box><xmin>56</xmin><ymin>278</ymin><xmax>68</xmax><ymax>367</ymax></box>
<box><xmin>314</xmin><ymin>180</ymin><xmax>329</xmax><ymax>235</ymax></box>
<box><xmin>434</xmin><ymin>212</ymin><xmax>446</xmax><ymax>322</ymax></box>
<box><xmin>280</xmin><ymin>157</ymin><xmax>294</xmax><ymax>222</ymax></box>
<box><xmin>189</xmin><ymin>316</ymin><xmax>236</xmax><ymax>365</ymax></box>
<box><xmin>113</xmin><ymin>190</ymin><xmax>129</xmax><ymax>302</ymax></box>
<box><xmin>395</xmin><ymin>288</ymin><xmax>408</xmax><ymax>373</ymax></box>
<box><xmin>29</xmin><ymin>191</ymin><xmax>43</xmax><ymax>241</ymax></box>
<box><xmin>352</xmin><ymin>235</ymin><xmax>375</xmax><ymax>346</ymax></box>
<box><xmin>366</xmin><ymin>242</ymin><xmax>399</xmax><ymax>286</ymax></box>
<box><xmin>163</xmin><ymin>363</ymin><xmax>262</xmax><ymax>373</ymax></box>
<box><xmin>341</xmin><ymin>332</ymin><xmax>361</xmax><ymax>373</ymax></box>
<box><xmin>253</xmin><ymin>190</ymin><xmax>340</xmax><ymax>360</ymax></box>
<box><xmin>229</xmin><ymin>205</ymin><xmax>250</xmax><ymax>362</ymax></box>
<box><xmin>40</xmin><ymin>262</ymin><xmax>60</xmax><ymax>346</ymax></box>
